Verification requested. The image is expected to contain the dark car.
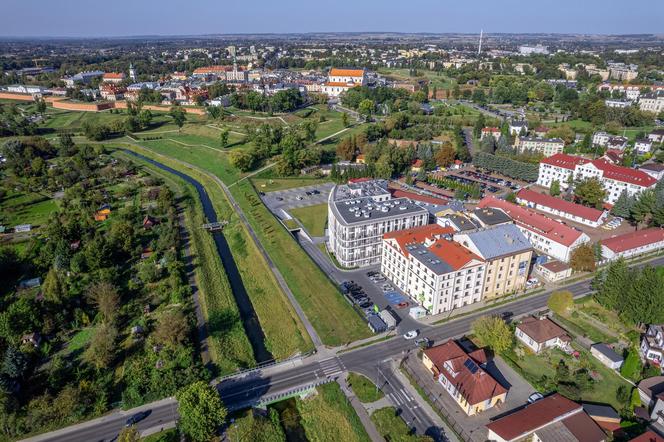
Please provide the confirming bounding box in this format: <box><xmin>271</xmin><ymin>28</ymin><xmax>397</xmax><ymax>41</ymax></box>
<box><xmin>359</xmin><ymin>301</ymin><xmax>373</xmax><ymax>309</ymax></box>
<box><xmin>275</xmin><ymin>197</ymin><xmax>283</xmax><ymax>201</ymax></box>
<box><xmin>311</xmin><ymin>189</ymin><xmax>320</xmax><ymax>195</ymax></box>
<box><xmin>125</xmin><ymin>410</ymin><xmax>151</xmax><ymax>427</ymax></box>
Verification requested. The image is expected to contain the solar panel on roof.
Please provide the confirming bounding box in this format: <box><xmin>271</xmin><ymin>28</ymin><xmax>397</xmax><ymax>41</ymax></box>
<box><xmin>464</xmin><ymin>358</ymin><xmax>479</xmax><ymax>374</ymax></box>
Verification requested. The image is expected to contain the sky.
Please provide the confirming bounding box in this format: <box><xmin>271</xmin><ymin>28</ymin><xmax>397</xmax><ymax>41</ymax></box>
<box><xmin>2</xmin><ymin>0</ymin><xmax>662</xmax><ymax>37</ymax></box>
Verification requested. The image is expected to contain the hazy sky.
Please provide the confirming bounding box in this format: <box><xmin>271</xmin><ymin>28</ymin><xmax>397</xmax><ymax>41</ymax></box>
<box><xmin>2</xmin><ymin>0</ymin><xmax>662</xmax><ymax>37</ymax></box>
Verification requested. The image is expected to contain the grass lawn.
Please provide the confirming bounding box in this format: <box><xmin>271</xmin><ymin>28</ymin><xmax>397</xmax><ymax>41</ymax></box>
<box><xmin>297</xmin><ymin>382</ymin><xmax>370</xmax><ymax>442</ymax></box>
<box><xmin>347</xmin><ymin>373</ymin><xmax>384</xmax><ymax>403</ymax></box>
<box><xmin>118</xmin><ymin>145</ymin><xmax>314</xmax><ymax>362</ymax></box>
<box><xmin>0</xmin><ymin>189</ymin><xmax>59</xmax><ymax>228</ymax></box>
<box><xmin>503</xmin><ymin>343</ymin><xmax>632</xmax><ymax>410</ymax></box>
<box><xmin>371</xmin><ymin>407</ymin><xmax>427</xmax><ymax>442</ymax></box>
<box><xmin>225</xmin><ymin>409</ymin><xmax>286</xmax><ymax>442</ymax></box>
<box><xmin>141</xmin><ymin>428</ymin><xmax>178</xmax><ymax>442</ymax></box>
<box><xmin>289</xmin><ymin>203</ymin><xmax>328</xmax><ymax>237</ymax></box>
<box><xmin>377</xmin><ymin>68</ymin><xmax>457</xmax><ymax>90</ymax></box>
<box><xmin>554</xmin><ymin>313</ymin><xmax>618</xmax><ymax>344</ymax></box>
<box><xmin>232</xmin><ymin>179</ymin><xmax>370</xmax><ymax>346</ymax></box>
<box><xmin>252</xmin><ymin>177</ymin><xmax>330</xmax><ymax>192</ymax></box>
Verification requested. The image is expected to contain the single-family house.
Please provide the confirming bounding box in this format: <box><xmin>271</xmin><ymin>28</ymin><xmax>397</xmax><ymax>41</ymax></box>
<box><xmin>515</xmin><ymin>316</ymin><xmax>571</xmax><ymax>353</ymax></box>
<box><xmin>422</xmin><ymin>339</ymin><xmax>508</xmax><ymax>416</ymax></box>
<box><xmin>635</xmin><ymin>139</ymin><xmax>653</xmax><ymax>155</ymax></box>
<box><xmin>637</xmin><ymin>376</ymin><xmax>664</xmax><ymax>409</ymax></box>
<box><xmin>630</xmin><ymin>431</ymin><xmax>664</xmax><ymax>442</ymax></box>
<box><xmin>641</xmin><ymin>324</ymin><xmax>664</xmax><ymax>366</ymax></box>
<box><xmin>639</xmin><ymin>163</ymin><xmax>664</xmax><ymax>181</ymax></box>
<box><xmin>535</xmin><ymin>260</ymin><xmax>572</xmax><ymax>282</ymax></box>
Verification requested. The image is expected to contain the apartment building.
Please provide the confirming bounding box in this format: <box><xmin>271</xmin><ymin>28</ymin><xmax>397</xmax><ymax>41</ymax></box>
<box><xmin>516</xmin><ymin>188</ymin><xmax>607</xmax><ymax>228</ymax></box>
<box><xmin>478</xmin><ymin>196</ymin><xmax>589</xmax><ymax>263</ymax></box>
<box><xmin>600</xmin><ymin>227</ymin><xmax>664</xmax><ymax>261</ymax></box>
<box><xmin>515</xmin><ymin>137</ymin><xmax>564</xmax><ymax>157</ymax></box>
<box><xmin>592</xmin><ymin>131</ymin><xmax>611</xmax><ymax>147</ymax></box>
<box><xmin>536</xmin><ymin>153</ymin><xmax>657</xmax><ymax>204</ymax></box>
<box><xmin>639</xmin><ymin>91</ymin><xmax>664</xmax><ymax>114</ymax></box>
<box><xmin>453</xmin><ymin>224</ymin><xmax>533</xmax><ymax>299</ymax></box>
<box><xmin>481</xmin><ymin>127</ymin><xmax>501</xmax><ymax>141</ymax></box>
<box><xmin>381</xmin><ymin>225</ymin><xmax>486</xmax><ymax>314</ymax></box>
<box><xmin>321</xmin><ymin>68</ymin><xmax>366</xmax><ymax>98</ymax></box>
<box><xmin>328</xmin><ymin>180</ymin><xmax>429</xmax><ymax>268</ymax></box>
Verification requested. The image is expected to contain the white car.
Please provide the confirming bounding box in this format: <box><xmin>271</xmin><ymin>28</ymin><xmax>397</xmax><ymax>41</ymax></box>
<box><xmin>403</xmin><ymin>330</ymin><xmax>419</xmax><ymax>340</ymax></box>
<box><xmin>528</xmin><ymin>392</ymin><xmax>544</xmax><ymax>403</ymax></box>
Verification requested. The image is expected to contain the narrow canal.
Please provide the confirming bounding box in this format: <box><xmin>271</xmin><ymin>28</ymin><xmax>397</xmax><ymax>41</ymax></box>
<box><xmin>123</xmin><ymin>150</ymin><xmax>273</xmax><ymax>363</ymax></box>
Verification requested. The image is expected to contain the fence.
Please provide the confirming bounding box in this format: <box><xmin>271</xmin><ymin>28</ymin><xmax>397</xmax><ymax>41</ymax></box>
<box><xmin>401</xmin><ymin>360</ymin><xmax>473</xmax><ymax>442</ymax></box>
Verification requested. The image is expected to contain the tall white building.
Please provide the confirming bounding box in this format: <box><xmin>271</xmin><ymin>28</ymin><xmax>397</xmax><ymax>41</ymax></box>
<box><xmin>537</xmin><ymin>153</ymin><xmax>657</xmax><ymax>204</ymax></box>
<box><xmin>381</xmin><ymin>225</ymin><xmax>486</xmax><ymax>314</ymax></box>
<box><xmin>327</xmin><ymin>180</ymin><xmax>429</xmax><ymax>268</ymax></box>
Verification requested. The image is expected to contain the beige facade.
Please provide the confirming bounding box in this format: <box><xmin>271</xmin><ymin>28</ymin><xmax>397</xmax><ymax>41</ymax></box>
<box><xmin>481</xmin><ymin>250</ymin><xmax>533</xmax><ymax>299</ymax></box>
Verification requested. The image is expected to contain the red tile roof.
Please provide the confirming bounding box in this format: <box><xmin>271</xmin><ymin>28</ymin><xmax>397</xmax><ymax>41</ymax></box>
<box><xmin>486</xmin><ymin>394</ymin><xmax>583</xmax><ymax>441</ymax></box>
<box><xmin>193</xmin><ymin>65</ymin><xmax>243</xmax><ymax>74</ymax></box>
<box><xmin>482</xmin><ymin>127</ymin><xmax>500</xmax><ymax>132</ymax></box>
<box><xmin>541</xmin><ymin>154</ymin><xmax>656</xmax><ymax>187</ymax></box>
<box><xmin>516</xmin><ymin>188</ymin><xmax>605</xmax><ymax>223</ymax></box>
<box><xmin>103</xmin><ymin>72</ymin><xmax>125</xmax><ymax>79</ymax></box>
<box><xmin>389</xmin><ymin>189</ymin><xmax>449</xmax><ymax>205</ymax></box>
<box><xmin>324</xmin><ymin>81</ymin><xmax>356</xmax><ymax>87</ymax></box>
<box><xmin>383</xmin><ymin>224</ymin><xmax>454</xmax><ymax>257</ymax></box>
<box><xmin>424</xmin><ymin>340</ymin><xmax>507</xmax><ymax>406</ymax></box>
<box><xmin>601</xmin><ymin>227</ymin><xmax>664</xmax><ymax>253</ymax></box>
<box><xmin>428</xmin><ymin>239</ymin><xmax>483</xmax><ymax>270</ymax></box>
<box><xmin>478</xmin><ymin>196</ymin><xmax>586</xmax><ymax>247</ymax></box>
<box><xmin>329</xmin><ymin>68</ymin><xmax>365</xmax><ymax>77</ymax></box>
<box><xmin>412</xmin><ymin>159</ymin><xmax>424</xmax><ymax>168</ymax></box>
<box><xmin>516</xmin><ymin>317</ymin><xmax>570</xmax><ymax>344</ymax></box>
<box><xmin>630</xmin><ymin>431</ymin><xmax>664</xmax><ymax>442</ymax></box>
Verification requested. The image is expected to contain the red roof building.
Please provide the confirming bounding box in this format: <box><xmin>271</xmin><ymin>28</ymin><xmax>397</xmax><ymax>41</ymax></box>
<box><xmin>486</xmin><ymin>393</ymin><xmax>606</xmax><ymax>442</ymax></box>
<box><xmin>102</xmin><ymin>72</ymin><xmax>126</xmax><ymax>83</ymax></box>
<box><xmin>630</xmin><ymin>431</ymin><xmax>664</xmax><ymax>442</ymax></box>
<box><xmin>516</xmin><ymin>188</ymin><xmax>607</xmax><ymax>227</ymax></box>
<box><xmin>600</xmin><ymin>227</ymin><xmax>664</xmax><ymax>260</ymax></box>
<box><xmin>383</xmin><ymin>224</ymin><xmax>454</xmax><ymax>256</ymax></box>
<box><xmin>422</xmin><ymin>340</ymin><xmax>507</xmax><ymax>416</ymax></box>
<box><xmin>389</xmin><ymin>189</ymin><xmax>450</xmax><ymax>205</ymax></box>
<box><xmin>478</xmin><ymin>196</ymin><xmax>589</xmax><ymax>262</ymax></box>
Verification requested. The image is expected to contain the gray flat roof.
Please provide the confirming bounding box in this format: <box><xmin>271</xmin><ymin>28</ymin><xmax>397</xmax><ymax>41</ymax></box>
<box><xmin>472</xmin><ymin>207</ymin><xmax>512</xmax><ymax>226</ymax></box>
<box><xmin>459</xmin><ymin>224</ymin><xmax>532</xmax><ymax>260</ymax></box>
<box><xmin>407</xmin><ymin>243</ymin><xmax>454</xmax><ymax>275</ymax></box>
<box><xmin>447</xmin><ymin>214</ymin><xmax>479</xmax><ymax>231</ymax></box>
<box><xmin>332</xmin><ymin>196</ymin><xmax>428</xmax><ymax>225</ymax></box>
<box><xmin>591</xmin><ymin>343</ymin><xmax>623</xmax><ymax>363</ymax></box>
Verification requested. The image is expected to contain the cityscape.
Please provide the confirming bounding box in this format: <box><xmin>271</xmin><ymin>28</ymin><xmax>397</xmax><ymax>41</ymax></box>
<box><xmin>1</xmin><ymin>1</ymin><xmax>664</xmax><ymax>441</ymax></box>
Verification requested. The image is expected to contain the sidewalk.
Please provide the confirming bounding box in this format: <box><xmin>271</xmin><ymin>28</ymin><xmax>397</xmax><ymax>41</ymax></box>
<box><xmin>337</xmin><ymin>374</ymin><xmax>385</xmax><ymax>442</ymax></box>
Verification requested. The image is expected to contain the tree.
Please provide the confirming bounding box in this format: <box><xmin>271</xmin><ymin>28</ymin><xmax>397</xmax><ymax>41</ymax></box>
<box><xmin>548</xmin><ymin>291</ymin><xmax>573</xmax><ymax>315</ymax></box>
<box><xmin>42</xmin><ymin>267</ymin><xmax>67</xmax><ymax>305</ymax></box>
<box><xmin>219</xmin><ymin>129</ymin><xmax>229</xmax><ymax>148</ymax></box>
<box><xmin>169</xmin><ymin>107</ymin><xmax>186</xmax><ymax>132</ymax></box>
<box><xmin>570</xmin><ymin>243</ymin><xmax>596</xmax><ymax>272</ymax></box>
<box><xmin>574</xmin><ymin>178</ymin><xmax>606</xmax><ymax>209</ymax></box>
<box><xmin>358</xmin><ymin>99</ymin><xmax>375</xmax><ymax>121</ymax></box>
<box><xmin>229</xmin><ymin>150</ymin><xmax>255</xmax><ymax>172</ymax></box>
<box><xmin>471</xmin><ymin>315</ymin><xmax>513</xmax><ymax>354</ymax></box>
<box><xmin>611</xmin><ymin>190</ymin><xmax>635</xmax><ymax>218</ymax></box>
<box><xmin>550</xmin><ymin>180</ymin><xmax>561</xmax><ymax>197</ymax></box>
<box><xmin>336</xmin><ymin>136</ymin><xmax>356</xmax><ymax>161</ymax></box>
<box><xmin>87</xmin><ymin>282</ymin><xmax>120</xmax><ymax>324</ymax></box>
<box><xmin>153</xmin><ymin>309</ymin><xmax>189</xmax><ymax>347</ymax></box>
<box><xmin>2</xmin><ymin>347</ymin><xmax>28</xmax><ymax>380</ymax></box>
<box><xmin>631</xmin><ymin>189</ymin><xmax>656</xmax><ymax>224</ymax></box>
<box><xmin>84</xmin><ymin>322</ymin><xmax>117</xmax><ymax>370</ymax></box>
<box><xmin>177</xmin><ymin>381</ymin><xmax>227</xmax><ymax>442</ymax></box>
<box><xmin>473</xmin><ymin>113</ymin><xmax>486</xmax><ymax>139</ymax></box>
<box><xmin>36</xmin><ymin>99</ymin><xmax>47</xmax><ymax>115</ymax></box>
<box><xmin>138</xmin><ymin>109</ymin><xmax>152</xmax><ymax>129</ymax></box>
<box><xmin>117</xmin><ymin>426</ymin><xmax>140</xmax><ymax>442</ymax></box>
<box><xmin>434</xmin><ymin>144</ymin><xmax>456</xmax><ymax>168</ymax></box>
<box><xmin>341</xmin><ymin>112</ymin><xmax>349</xmax><ymax>128</ymax></box>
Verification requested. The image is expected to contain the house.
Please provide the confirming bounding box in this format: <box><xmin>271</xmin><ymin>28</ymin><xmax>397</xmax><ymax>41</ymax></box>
<box><xmin>600</xmin><ymin>228</ymin><xmax>664</xmax><ymax>261</ymax></box>
<box><xmin>142</xmin><ymin>215</ymin><xmax>158</xmax><ymax>230</ymax></box>
<box><xmin>635</xmin><ymin>139</ymin><xmax>653</xmax><ymax>155</ymax></box>
<box><xmin>141</xmin><ymin>248</ymin><xmax>154</xmax><ymax>260</ymax></box>
<box><xmin>607</xmin><ymin>136</ymin><xmax>629</xmax><ymax>151</ymax></box>
<box><xmin>638</xmin><ymin>90</ymin><xmax>664</xmax><ymax>114</ymax></box>
<box><xmin>637</xmin><ymin>376</ymin><xmax>664</xmax><ymax>409</ymax></box>
<box><xmin>453</xmin><ymin>224</ymin><xmax>533</xmax><ymax>299</ymax></box>
<box><xmin>535</xmin><ymin>260</ymin><xmax>572</xmax><ymax>282</ymax></box>
<box><xmin>478</xmin><ymin>196</ymin><xmax>590</xmax><ymax>263</ymax></box>
<box><xmin>509</xmin><ymin>121</ymin><xmax>528</xmax><ymax>136</ymax></box>
<box><xmin>481</xmin><ymin>127</ymin><xmax>501</xmax><ymax>141</ymax></box>
<box><xmin>536</xmin><ymin>153</ymin><xmax>657</xmax><ymax>204</ymax></box>
<box><xmin>648</xmin><ymin>129</ymin><xmax>664</xmax><ymax>144</ymax></box>
<box><xmin>18</xmin><ymin>277</ymin><xmax>41</xmax><ymax>289</ymax></box>
<box><xmin>515</xmin><ymin>137</ymin><xmax>565</xmax><ymax>157</ymax></box>
<box><xmin>649</xmin><ymin>395</ymin><xmax>664</xmax><ymax>426</ymax></box>
<box><xmin>102</xmin><ymin>72</ymin><xmax>126</xmax><ymax>84</ymax></box>
<box><xmin>516</xmin><ymin>188</ymin><xmax>608</xmax><ymax>228</ymax></box>
<box><xmin>515</xmin><ymin>316</ymin><xmax>571</xmax><ymax>354</ymax></box>
<box><xmin>14</xmin><ymin>224</ymin><xmax>32</xmax><ymax>233</ymax></box>
<box><xmin>639</xmin><ymin>163</ymin><xmax>664</xmax><ymax>181</ymax></box>
<box><xmin>605</xmin><ymin>99</ymin><xmax>632</xmax><ymax>108</ymax></box>
<box><xmin>534</xmin><ymin>126</ymin><xmax>550</xmax><ymax>138</ymax></box>
<box><xmin>94</xmin><ymin>208</ymin><xmax>111</xmax><ymax>221</ymax></box>
<box><xmin>411</xmin><ymin>159</ymin><xmax>424</xmax><ymax>173</ymax></box>
<box><xmin>438</xmin><ymin>213</ymin><xmax>480</xmax><ymax>232</ymax></box>
<box><xmin>486</xmin><ymin>393</ymin><xmax>606</xmax><ymax>442</ymax></box>
<box><xmin>593</xmin><ymin>131</ymin><xmax>611</xmax><ymax>147</ymax></box>
<box><xmin>422</xmin><ymin>340</ymin><xmax>507</xmax><ymax>416</ymax></box>
<box><xmin>602</xmin><ymin>148</ymin><xmax>625</xmax><ymax>165</ymax></box>
<box><xmin>590</xmin><ymin>343</ymin><xmax>624</xmax><ymax>369</ymax></box>
<box><xmin>641</xmin><ymin>324</ymin><xmax>664</xmax><ymax>366</ymax></box>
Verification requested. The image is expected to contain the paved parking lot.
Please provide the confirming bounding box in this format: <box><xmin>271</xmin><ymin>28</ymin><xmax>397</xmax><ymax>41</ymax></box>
<box><xmin>261</xmin><ymin>183</ymin><xmax>335</xmax><ymax>214</ymax></box>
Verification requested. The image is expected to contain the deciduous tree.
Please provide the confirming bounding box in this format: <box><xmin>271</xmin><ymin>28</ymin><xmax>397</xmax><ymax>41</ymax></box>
<box><xmin>547</xmin><ymin>290</ymin><xmax>573</xmax><ymax>315</ymax></box>
<box><xmin>471</xmin><ymin>316</ymin><xmax>513</xmax><ymax>354</ymax></box>
<box><xmin>177</xmin><ymin>381</ymin><xmax>227</xmax><ymax>442</ymax></box>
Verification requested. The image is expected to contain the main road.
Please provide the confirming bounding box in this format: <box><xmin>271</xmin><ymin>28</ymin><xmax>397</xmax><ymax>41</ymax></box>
<box><xmin>27</xmin><ymin>254</ymin><xmax>664</xmax><ymax>442</ymax></box>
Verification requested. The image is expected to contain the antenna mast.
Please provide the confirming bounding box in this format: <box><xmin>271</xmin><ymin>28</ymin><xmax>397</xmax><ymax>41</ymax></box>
<box><xmin>478</xmin><ymin>29</ymin><xmax>483</xmax><ymax>56</ymax></box>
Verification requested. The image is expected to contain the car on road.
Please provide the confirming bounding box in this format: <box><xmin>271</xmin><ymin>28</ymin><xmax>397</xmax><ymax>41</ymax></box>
<box><xmin>382</xmin><ymin>286</ymin><xmax>394</xmax><ymax>292</ymax></box>
<box><xmin>275</xmin><ymin>197</ymin><xmax>283</xmax><ymax>201</ymax></box>
<box><xmin>526</xmin><ymin>278</ymin><xmax>539</xmax><ymax>288</ymax></box>
<box><xmin>296</xmin><ymin>195</ymin><xmax>303</xmax><ymax>200</ymax></box>
<box><xmin>125</xmin><ymin>410</ymin><xmax>151</xmax><ymax>427</ymax></box>
<box><xmin>500</xmin><ymin>311</ymin><xmax>513</xmax><ymax>321</ymax></box>
<box><xmin>359</xmin><ymin>301</ymin><xmax>374</xmax><ymax>309</ymax></box>
<box><xmin>528</xmin><ymin>392</ymin><xmax>544</xmax><ymax>403</ymax></box>
<box><xmin>395</xmin><ymin>302</ymin><xmax>409</xmax><ymax>309</ymax></box>
<box><xmin>311</xmin><ymin>189</ymin><xmax>320</xmax><ymax>195</ymax></box>
<box><xmin>415</xmin><ymin>337</ymin><xmax>431</xmax><ymax>348</ymax></box>
<box><xmin>403</xmin><ymin>330</ymin><xmax>419</xmax><ymax>340</ymax></box>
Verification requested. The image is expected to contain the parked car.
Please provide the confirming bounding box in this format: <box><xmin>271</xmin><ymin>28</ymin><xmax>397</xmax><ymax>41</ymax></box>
<box><xmin>296</xmin><ymin>196</ymin><xmax>303</xmax><ymax>200</ymax></box>
<box><xmin>311</xmin><ymin>189</ymin><xmax>320</xmax><ymax>195</ymax></box>
<box><xmin>403</xmin><ymin>330</ymin><xmax>419</xmax><ymax>340</ymax></box>
<box><xmin>359</xmin><ymin>301</ymin><xmax>374</xmax><ymax>309</ymax></box>
<box><xmin>527</xmin><ymin>392</ymin><xmax>544</xmax><ymax>403</ymax></box>
<box><xmin>275</xmin><ymin>197</ymin><xmax>283</xmax><ymax>201</ymax></box>
<box><xmin>415</xmin><ymin>337</ymin><xmax>431</xmax><ymax>348</ymax></box>
<box><xmin>125</xmin><ymin>410</ymin><xmax>151</xmax><ymax>427</ymax></box>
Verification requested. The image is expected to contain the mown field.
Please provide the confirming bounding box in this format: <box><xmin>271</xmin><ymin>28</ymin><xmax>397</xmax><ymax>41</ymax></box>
<box><xmin>290</xmin><ymin>203</ymin><xmax>328</xmax><ymax>237</ymax></box>
<box><xmin>0</xmin><ymin>189</ymin><xmax>59</xmax><ymax>228</ymax></box>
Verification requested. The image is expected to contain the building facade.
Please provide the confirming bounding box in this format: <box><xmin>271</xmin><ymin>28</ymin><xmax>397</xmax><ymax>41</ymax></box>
<box><xmin>515</xmin><ymin>137</ymin><xmax>564</xmax><ymax>157</ymax></box>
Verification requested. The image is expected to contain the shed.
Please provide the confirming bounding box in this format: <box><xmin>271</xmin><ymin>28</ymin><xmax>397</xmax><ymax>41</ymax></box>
<box><xmin>14</xmin><ymin>224</ymin><xmax>32</xmax><ymax>233</ymax></box>
<box><xmin>590</xmin><ymin>343</ymin><xmax>624</xmax><ymax>370</ymax></box>
<box><xmin>409</xmin><ymin>306</ymin><xmax>427</xmax><ymax>320</ymax></box>
<box><xmin>367</xmin><ymin>315</ymin><xmax>387</xmax><ymax>333</ymax></box>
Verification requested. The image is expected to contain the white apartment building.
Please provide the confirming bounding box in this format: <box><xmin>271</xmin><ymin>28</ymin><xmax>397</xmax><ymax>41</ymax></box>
<box><xmin>381</xmin><ymin>225</ymin><xmax>486</xmax><ymax>315</ymax></box>
<box><xmin>536</xmin><ymin>153</ymin><xmax>657</xmax><ymax>204</ymax></box>
<box><xmin>321</xmin><ymin>68</ymin><xmax>366</xmax><ymax>98</ymax></box>
<box><xmin>328</xmin><ymin>180</ymin><xmax>429</xmax><ymax>268</ymax></box>
<box><xmin>515</xmin><ymin>137</ymin><xmax>564</xmax><ymax>157</ymax></box>
<box><xmin>639</xmin><ymin>91</ymin><xmax>664</xmax><ymax>114</ymax></box>
<box><xmin>478</xmin><ymin>196</ymin><xmax>590</xmax><ymax>263</ymax></box>
<box><xmin>509</xmin><ymin>121</ymin><xmax>528</xmax><ymax>136</ymax></box>
<box><xmin>592</xmin><ymin>131</ymin><xmax>611</xmax><ymax>147</ymax></box>
<box><xmin>605</xmin><ymin>99</ymin><xmax>632</xmax><ymax>108</ymax></box>
<box><xmin>518</xmin><ymin>45</ymin><xmax>549</xmax><ymax>55</ymax></box>
<box><xmin>635</xmin><ymin>139</ymin><xmax>653</xmax><ymax>154</ymax></box>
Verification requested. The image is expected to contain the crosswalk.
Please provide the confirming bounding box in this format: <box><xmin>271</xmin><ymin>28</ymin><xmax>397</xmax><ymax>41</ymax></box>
<box><xmin>316</xmin><ymin>357</ymin><xmax>346</xmax><ymax>379</ymax></box>
<box><xmin>387</xmin><ymin>387</ymin><xmax>418</xmax><ymax>409</ymax></box>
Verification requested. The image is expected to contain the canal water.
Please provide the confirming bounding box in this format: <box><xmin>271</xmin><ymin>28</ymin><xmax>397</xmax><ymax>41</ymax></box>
<box><xmin>123</xmin><ymin>150</ymin><xmax>273</xmax><ymax>363</ymax></box>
